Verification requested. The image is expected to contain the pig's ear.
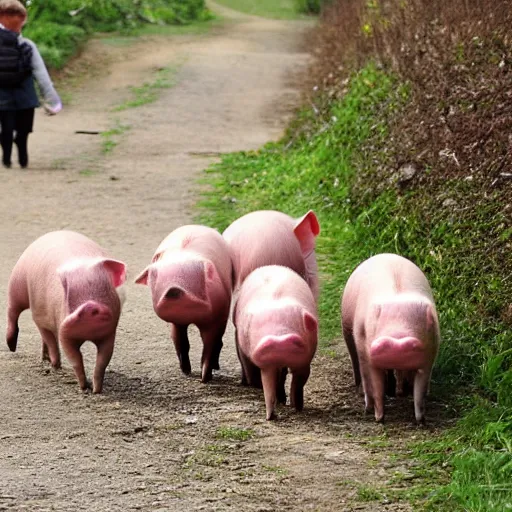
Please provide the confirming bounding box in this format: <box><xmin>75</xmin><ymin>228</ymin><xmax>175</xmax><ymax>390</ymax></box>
<box><xmin>303</xmin><ymin>311</ymin><xmax>318</xmax><ymax>333</ymax></box>
<box><xmin>204</xmin><ymin>261</ymin><xmax>217</xmax><ymax>281</ymax></box>
<box><xmin>134</xmin><ymin>266</ymin><xmax>150</xmax><ymax>285</ymax></box>
<box><xmin>100</xmin><ymin>259</ymin><xmax>127</xmax><ymax>288</ymax></box>
<box><xmin>293</xmin><ymin>210</ymin><xmax>320</xmax><ymax>255</ymax></box>
<box><xmin>426</xmin><ymin>303</ymin><xmax>436</xmax><ymax>329</ymax></box>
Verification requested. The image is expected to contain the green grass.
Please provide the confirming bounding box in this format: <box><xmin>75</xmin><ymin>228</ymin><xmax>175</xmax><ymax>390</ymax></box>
<box><xmin>213</xmin><ymin>0</ymin><xmax>306</xmax><ymax>19</ymax></box>
<box><xmin>113</xmin><ymin>66</ymin><xmax>179</xmax><ymax>112</ymax></box>
<box><xmin>78</xmin><ymin>168</ymin><xmax>97</xmax><ymax>176</ymax></box>
<box><xmin>101</xmin><ymin>123</ymin><xmax>131</xmax><ymax>154</ymax></box>
<box><xmin>197</xmin><ymin>62</ymin><xmax>512</xmax><ymax>510</ymax></box>
<box><xmin>215</xmin><ymin>426</ymin><xmax>254</xmax><ymax>441</ymax></box>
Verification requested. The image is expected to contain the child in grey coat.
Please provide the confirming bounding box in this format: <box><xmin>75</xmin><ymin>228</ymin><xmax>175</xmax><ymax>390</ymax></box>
<box><xmin>0</xmin><ymin>0</ymin><xmax>61</xmax><ymax>169</ymax></box>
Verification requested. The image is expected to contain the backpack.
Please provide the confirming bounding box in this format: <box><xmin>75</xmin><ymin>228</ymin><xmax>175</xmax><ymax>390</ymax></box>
<box><xmin>0</xmin><ymin>28</ymin><xmax>32</xmax><ymax>87</ymax></box>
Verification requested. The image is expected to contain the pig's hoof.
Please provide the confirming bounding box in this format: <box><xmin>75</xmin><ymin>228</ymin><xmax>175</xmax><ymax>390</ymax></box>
<box><xmin>277</xmin><ymin>393</ymin><xmax>287</xmax><ymax>405</ymax></box>
<box><xmin>180</xmin><ymin>360</ymin><xmax>192</xmax><ymax>375</ymax></box>
<box><xmin>81</xmin><ymin>381</ymin><xmax>93</xmax><ymax>393</ymax></box>
<box><xmin>6</xmin><ymin>336</ymin><xmax>18</xmax><ymax>352</ymax></box>
<box><xmin>266</xmin><ymin>411</ymin><xmax>277</xmax><ymax>421</ymax></box>
<box><xmin>201</xmin><ymin>371</ymin><xmax>213</xmax><ymax>384</ymax></box>
<box><xmin>415</xmin><ymin>417</ymin><xmax>426</xmax><ymax>426</ymax></box>
<box><xmin>375</xmin><ymin>415</ymin><xmax>385</xmax><ymax>423</ymax></box>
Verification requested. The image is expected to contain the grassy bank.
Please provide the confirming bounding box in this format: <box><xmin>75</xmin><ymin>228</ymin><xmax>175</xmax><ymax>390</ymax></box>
<box><xmin>23</xmin><ymin>0</ymin><xmax>212</xmax><ymax>69</ymax></box>
<box><xmin>197</xmin><ymin>59</ymin><xmax>512</xmax><ymax>509</ymax></box>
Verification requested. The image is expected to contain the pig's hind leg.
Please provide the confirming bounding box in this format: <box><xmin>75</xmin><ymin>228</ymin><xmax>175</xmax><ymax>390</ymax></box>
<box><xmin>6</xmin><ymin>274</ymin><xmax>28</xmax><ymax>352</ymax></box>
<box><xmin>6</xmin><ymin>303</ymin><xmax>24</xmax><ymax>352</ymax></box>
<box><xmin>170</xmin><ymin>323</ymin><xmax>191</xmax><ymax>375</ymax></box>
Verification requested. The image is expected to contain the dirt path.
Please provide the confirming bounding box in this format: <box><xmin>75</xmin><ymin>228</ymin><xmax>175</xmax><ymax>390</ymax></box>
<box><xmin>0</xmin><ymin>4</ymin><xmax>430</xmax><ymax>511</ymax></box>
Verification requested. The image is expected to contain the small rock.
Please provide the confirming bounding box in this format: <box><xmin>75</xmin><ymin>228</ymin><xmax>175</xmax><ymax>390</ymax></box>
<box><xmin>443</xmin><ymin>198</ymin><xmax>457</xmax><ymax>208</ymax></box>
<box><xmin>397</xmin><ymin>164</ymin><xmax>417</xmax><ymax>183</ymax></box>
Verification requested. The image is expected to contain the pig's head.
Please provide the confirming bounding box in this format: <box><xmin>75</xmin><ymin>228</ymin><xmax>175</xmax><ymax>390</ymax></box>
<box><xmin>247</xmin><ymin>301</ymin><xmax>318</xmax><ymax>371</ymax></box>
<box><xmin>58</xmin><ymin>258</ymin><xmax>127</xmax><ymax>340</ymax></box>
<box><xmin>367</xmin><ymin>295</ymin><xmax>439</xmax><ymax>371</ymax></box>
<box><xmin>135</xmin><ymin>256</ymin><xmax>220</xmax><ymax>325</ymax></box>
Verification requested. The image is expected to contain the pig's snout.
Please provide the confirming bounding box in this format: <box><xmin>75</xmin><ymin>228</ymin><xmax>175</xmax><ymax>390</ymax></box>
<box><xmin>253</xmin><ymin>333</ymin><xmax>308</xmax><ymax>369</ymax></box>
<box><xmin>370</xmin><ymin>336</ymin><xmax>425</xmax><ymax>371</ymax></box>
<box><xmin>75</xmin><ymin>301</ymin><xmax>113</xmax><ymax>323</ymax></box>
<box><xmin>165</xmin><ymin>287</ymin><xmax>184</xmax><ymax>300</ymax></box>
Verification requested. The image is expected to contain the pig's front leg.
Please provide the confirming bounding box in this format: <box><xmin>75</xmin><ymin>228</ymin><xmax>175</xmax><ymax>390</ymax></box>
<box><xmin>261</xmin><ymin>367</ymin><xmax>279</xmax><ymax>421</ymax></box>
<box><xmin>290</xmin><ymin>366</ymin><xmax>310</xmax><ymax>412</ymax></box>
<box><xmin>38</xmin><ymin>327</ymin><xmax>61</xmax><ymax>369</ymax></box>
<box><xmin>277</xmin><ymin>367</ymin><xmax>288</xmax><ymax>405</ymax></box>
<box><xmin>92</xmin><ymin>336</ymin><xmax>115</xmax><ymax>394</ymax></box>
<box><xmin>61</xmin><ymin>338</ymin><xmax>88</xmax><ymax>391</ymax></box>
<box><xmin>170</xmin><ymin>323</ymin><xmax>191</xmax><ymax>375</ymax></box>
<box><xmin>370</xmin><ymin>366</ymin><xmax>386</xmax><ymax>422</ymax></box>
<box><xmin>360</xmin><ymin>358</ymin><xmax>374</xmax><ymax>414</ymax></box>
<box><xmin>199</xmin><ymin>323</ymin><xmax>227</xmax><ymax>383</ymax></box>
<box><xmin>342</xmin><ymin>322</ymin><xmax>361</xmax><ymax>388</ymax></box>
<box><xmin>235</xmin><ymin>335</ymin><xmax>261</xmax><ymax>388</ymax></box>
<box><xmin>413</xmin><ymin>367</ymin><xmax>432</xmax><ymax>424</ymax></box>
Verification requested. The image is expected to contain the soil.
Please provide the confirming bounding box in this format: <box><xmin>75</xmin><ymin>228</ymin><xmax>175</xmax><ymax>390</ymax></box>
<box><xmin>0</xmin><ymin>3</ymin><xmax>450</xmax><ymax>511</ymax></box>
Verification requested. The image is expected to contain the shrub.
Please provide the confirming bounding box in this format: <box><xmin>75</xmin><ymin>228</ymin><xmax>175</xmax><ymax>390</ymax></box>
<box><xmin>294</xmin><ymin>0</ymin><xmax>325</xmax><ymax>14</ymax></box>
<box><xmin>22</xmin><ymin>0</ymin><xmax>211</xmax><ymax>68</ymax></box>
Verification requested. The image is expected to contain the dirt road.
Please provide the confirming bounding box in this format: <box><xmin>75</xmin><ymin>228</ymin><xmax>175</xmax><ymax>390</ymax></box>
<box><xmin>0</xmin><ymin>4</ymin><xmax>431</xmax><ymax>511</ymax></box>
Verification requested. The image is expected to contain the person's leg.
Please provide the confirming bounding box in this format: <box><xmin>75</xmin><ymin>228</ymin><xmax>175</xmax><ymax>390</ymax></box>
<box><xmin>14</xmin><ymin>109</ymin><xmax>34</xmax><ymax>169</ymax></box>
<box><xmin>0</xmin><ymin>111</ymin><xmax>16</xmax><ymax>168</ymax></box>
<box><xmin>14</xmin><ymin>130</ymin><xmax>29</xmax><ymax>168</ymax></box>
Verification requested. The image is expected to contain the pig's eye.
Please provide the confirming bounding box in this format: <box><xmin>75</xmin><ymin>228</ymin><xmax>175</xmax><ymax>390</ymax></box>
<box><xmin>165</xmin><ymin>287</ymin><xmax>183</xmax><ymax>299</ymax></box>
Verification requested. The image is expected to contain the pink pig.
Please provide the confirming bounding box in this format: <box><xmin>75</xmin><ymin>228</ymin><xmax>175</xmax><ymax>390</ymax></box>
<box><xmin>6</xmin><ymin>231</ymin><xmax>127</xmax><ymax>393</ymax></box>
<box><xmin>135</xmin><ymin>225</ymin><xmax>232</xmax><ymax>383</ymax></box>
<box><xmin>222</xmin><ymin>210</ymin><xmax>320</xmax><ymax>300</ymax></box>
<box><xmin>234</xmin><ymin>265</ymin><xmax>318</xmax><ymax>420</ymax></box>
<box><xmin>341</xmin><ymin>253</ymin><xmax>440</xmax><ymax>424</ymax></box>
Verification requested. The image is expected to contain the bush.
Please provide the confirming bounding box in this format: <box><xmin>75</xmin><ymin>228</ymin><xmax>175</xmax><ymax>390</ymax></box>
<box><xmin>23</xmin><ymin>22</ymin><xmax>86</xmax><ymax>69</ymax></box>
<box><xmin>22</xmin><ymin>0</ymin><xmax>211</xmax><ymax>68</ymax></box>
<box><xmin>294</xmin><ymin>0</ymin><xmax>325</xmax><ymax>14</ymax></box>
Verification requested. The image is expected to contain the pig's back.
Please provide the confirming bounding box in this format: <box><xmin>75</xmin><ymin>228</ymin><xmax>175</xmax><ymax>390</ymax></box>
<box><xmin>342</xmin><ymin>253</ymin><xmax>433</xmax><ymax>329</ymax></box>
<box><xmin>15</xmin><ymin>231</ymin><xmax>105</xmax><ymax>275</ymax></box>
<box><xmin>155</xmin><ymin>225</ymin><xmax>232</xmax><ymax>291</ymax></box>
<box><xmin>237</xmin><ymin>265</ymin><xmax>316</xmax><ymax>317</ymax></box>
<box><xmin>14</xmin><ymin>231</ymin><xmax>106</xmax><ymax>313</ymax></box>
<box><xmin>223</xmin><ymin>211</ymin><xmax>306</xmax><ymax>289</ymax></box>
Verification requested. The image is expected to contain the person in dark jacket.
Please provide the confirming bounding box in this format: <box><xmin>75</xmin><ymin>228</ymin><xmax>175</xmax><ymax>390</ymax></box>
<box><xmin>0</xmin><ymin>0</ymin><xmax>61</xmax><ymax>169</ymax></box>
